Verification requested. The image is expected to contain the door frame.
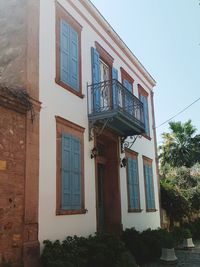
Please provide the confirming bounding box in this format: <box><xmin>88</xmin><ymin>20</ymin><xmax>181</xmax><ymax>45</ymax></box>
<box><xmin>94</xmin><ymin>130</ymin><xmax>122</xmax><ymax>233</ymax></box>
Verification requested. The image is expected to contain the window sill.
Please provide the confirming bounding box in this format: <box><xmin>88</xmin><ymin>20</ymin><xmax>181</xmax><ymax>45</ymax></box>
<box><xmin>128</xmin><ymin>208</ymin><xmax>143</xmax><ymax>213</ymax></box>
<box><xmin>146</xmin><ymin>208</ymin><xmax>157</xmax><ymax>213</ymax></box>
<box><xmin>55</xmin><ymin>78</ymin><xmax>84</xmax><ymax>99</ymax></box>
<box><xmin>56</xmin><ymin>208</ymin><xmax>87</xmax><ymax>216</ymax></box>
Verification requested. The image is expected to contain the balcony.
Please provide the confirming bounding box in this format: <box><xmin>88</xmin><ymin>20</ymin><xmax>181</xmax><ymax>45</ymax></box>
<box><xmin>87</xmin><ymin>80</ymin><xmax>145</xmax><ymax>140</ymax></box>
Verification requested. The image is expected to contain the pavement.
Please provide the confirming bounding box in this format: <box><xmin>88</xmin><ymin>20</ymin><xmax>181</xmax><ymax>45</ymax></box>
<box><xmin>142</xmin><ymin>241</ymin><xmax>200</xmax><ymax>267</ymax></box>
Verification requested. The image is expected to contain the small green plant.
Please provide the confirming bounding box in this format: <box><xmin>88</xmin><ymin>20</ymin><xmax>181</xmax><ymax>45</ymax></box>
<box><xmin>182</xmin><ymin>228</ymin><xmax>192</xmax><ymax>239</ymax></box>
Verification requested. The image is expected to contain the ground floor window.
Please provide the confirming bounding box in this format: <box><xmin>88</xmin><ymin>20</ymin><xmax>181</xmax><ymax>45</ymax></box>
<box><xmin>56</xmin><ymin>116</ymin><xmax>85</xmax><ymax>215</ymax></box>
<box><xmin>143</xmin><ymin>156</ymin><xmax>156</xmax><ymax>211</ymax></box>
<box><xmin>126</xmin><ymin>150</ymin><xmax>141</xmax><ymax>212</ymax></box>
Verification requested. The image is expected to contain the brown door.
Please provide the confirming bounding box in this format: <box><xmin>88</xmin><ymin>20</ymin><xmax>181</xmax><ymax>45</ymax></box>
<box><xmin>97</xmin><ymin>163</ymin><xmax>105</xmax><ymax>232</ymax></box>
<box><xmin>96</xmin><ymin>131</ymin><xmax>122</xmax><ymax>234</ymax></box>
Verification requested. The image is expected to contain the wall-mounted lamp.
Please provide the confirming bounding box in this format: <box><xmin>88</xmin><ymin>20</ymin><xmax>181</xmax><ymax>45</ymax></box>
<box><xmin>120</xmin><ymin>157</ymin><xmax>127</xmax><ymax>168</ymax></box>
<box><xmin>91</xmin><ymin>147</ymin><xmax>99</xmax><ymax>159</ymax></box>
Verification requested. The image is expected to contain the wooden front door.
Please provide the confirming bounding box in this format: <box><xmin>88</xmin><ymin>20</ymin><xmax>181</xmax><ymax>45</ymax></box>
<box><xmin>95</xmin><ymin>131</ymin><xmax>122</xmax><ymax>234</ymax></box>
<box><xmin>97</xmin><ymin>163</ymin><xmax>105</xmax><ymax>232</ymax></box>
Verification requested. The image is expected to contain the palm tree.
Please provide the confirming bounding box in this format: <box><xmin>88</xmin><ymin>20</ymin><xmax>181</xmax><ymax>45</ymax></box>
<box><xmin>159</xmin><ymin>120</ymin><xmax>200</xmax><ymax>169</ymax></box>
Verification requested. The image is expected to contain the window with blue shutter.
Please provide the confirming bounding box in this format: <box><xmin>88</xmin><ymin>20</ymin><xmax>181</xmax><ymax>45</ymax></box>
<box><xmin>143</xmin><ymin>162</ymin><xmax>155</xmax><ymax>210</ymax></box>
<box><xmin>61</xmin><ymin>133</ymin><xmax>81</xmax><ymax>210</ymax></box>
<box><xmin>56</xmin><ymin>4</ymin><xmax>82</xmax><ymax>96</ymax></box>
<box><xmin>60</xmin><ymin>19</ymin><xmax>79</xmax><ymax>92</ymax></box>
<box><xmin>127</xmin><ymin>157</ymin><xmax>140</xmax><ymax>210</ymax></box>
<box><xmin>139</xmin><ymin>94</ymin><xmax>150</xmax><ymax>136</ymax></box>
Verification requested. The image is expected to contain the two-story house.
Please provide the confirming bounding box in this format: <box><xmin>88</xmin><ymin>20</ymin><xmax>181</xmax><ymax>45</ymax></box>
<box><xmin>39</xmin><ymin>0</ymin><xmax>160</xmax><ymax>241</ymax></box>
<box><xmin>0</xmin><ymin>0</ymin><xmax>160</xmax><ymax>266</ymax></box>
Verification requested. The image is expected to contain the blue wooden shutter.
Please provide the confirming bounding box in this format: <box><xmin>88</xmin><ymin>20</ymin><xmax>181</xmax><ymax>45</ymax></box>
<box><xmin>144</xmin><ymin>164</ymin><xmax>151</xmax><ymax>209</ymax></box>
<box><xmin>123</xmin><ymin>80</ymin><xmax>133</xmax><ymax>115</ymax></box>
<box><xmin>91</xmin><ymin>47</ymin><xmax>100</xmax><ymax>112</ymax></box>
<box><xmin>140</xmin><ymin>95</ymin><xmax>149</xmax><ymax>135</ymax></box>
<box><xmin>61</xmin><ymin>134</ymin><xmax>72</xmax><ymax>210</ymax></box>
<box><xmin>128</xmin><ymin>158</ymin><xmax>134</xmax><ymax>208</ymax></box>
<box><xmin>60</xmin><ymin>20</ymin><xmax>79</xmax><ymax>92</ymax></box>
<box><xmin>60</xmin><ymin>20</ymin><xmax>70</xmax><ymax>86</ymax></box>
<box><xmin>61</xmin><ymin>134</ymin><xmax>81</xmax><ymax>210</ymax></box>
<box><xmin>128</xmin><ymin>158</ymin><xmax>139</xmax><ymax>209</ymax></box>
<box><xmin>123</xmin><ymin>79</ymin><xmax>131</xmax><ymax>91</ymax></box>
<box><xmin>112</xmin><ymin>68</ymin><xmax>118</xmax><ymax>109</ymax></box>
<box><xmin>70</xmin><ymin>136</ymin><xmax>81</xmax><ymax>210</ymax></box>
<box><xmin>132</xmin><ymin>160</ymin><xmax>139</xmax><ymax>208</ymax></box>
<box><xmin>70</xmin><ymin>27</ymin><xmax>79</xmax><ymax>91</ymax></box>
<box><xmin>148</xmin><ymin>166</ymin><xmax>155</xmax><ymax>209</ymax></box>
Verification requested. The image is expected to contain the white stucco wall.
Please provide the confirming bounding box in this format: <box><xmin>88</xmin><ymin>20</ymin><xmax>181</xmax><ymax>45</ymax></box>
<box><xmin>39</xmin><ymin>0</ymin><xmax>160</xmax><ymax>244</ymax></box>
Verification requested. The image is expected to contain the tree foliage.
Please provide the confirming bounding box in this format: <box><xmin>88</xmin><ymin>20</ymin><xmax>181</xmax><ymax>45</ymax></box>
<box><xmin>159</xmin><ymin>120</ymin><xmax>200</xmax><ymax>226</ymax></box>
<box><xmin>160</xmin><ymin>180</ymin><xmax>189</xmax><ymax>225</ymax></box>
<box><xmin>160</xmin><ymin>164</ymin><xmax>200</xmax><ymax>227</ymax></box>
<box><xmin>159</xmin><ymin>120</ymin><xmax>200</xmax><ymax>169</ymax></box>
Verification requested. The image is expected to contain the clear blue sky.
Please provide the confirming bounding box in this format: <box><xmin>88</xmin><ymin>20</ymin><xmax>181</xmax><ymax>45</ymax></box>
<box><xmin>90</xmin><ymin>0</ymin><xmax>200</xmax><ymax>143</ymax></box>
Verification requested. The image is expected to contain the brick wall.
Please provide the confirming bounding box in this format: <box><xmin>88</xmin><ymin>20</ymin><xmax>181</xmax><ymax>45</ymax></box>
<box><xmin>0</xmin><ymin>0</ymin><xmax>40</xmax><ymax>266</ymax></box>
<box><xmin>0</xmin><ymin>106</ymin><xmax>26</xmax><ymax>264</ymax></box>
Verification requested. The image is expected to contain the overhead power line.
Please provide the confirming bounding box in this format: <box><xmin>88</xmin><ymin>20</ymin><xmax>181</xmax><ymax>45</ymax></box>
<box><xmin>156</xmin><ymin>96</ymin><xmax>200</xmax><ymax>129</ymax></box>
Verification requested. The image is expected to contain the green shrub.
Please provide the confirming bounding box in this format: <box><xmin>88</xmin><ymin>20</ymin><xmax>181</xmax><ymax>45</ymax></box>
<box><xmin>121</xmin><ymin>228</ymin><xmax>146</xmax><ymax>264</ymax></box>
<box><xmin>161</xmin><ymin>181</ymin><xmax>189</xmax><ymax>227</ymax></box>
<box><xmin>140</xmin><ymin>229</ymin><xmax>162</xmax><ymax>261</ymax></box>
<box><xmin>41</xmin><ymin>233</ymin><xmax>136</xmax><ymax>267</ymax></box>
<box><xmin>122</xmin><ymin>228</ymin><xmax>176</xmax><ymax>264</ymax></box>
<box><xmin>117</xmin><ymin>251</ymin><xmax>137</xmax><ymax>267</ymax></box>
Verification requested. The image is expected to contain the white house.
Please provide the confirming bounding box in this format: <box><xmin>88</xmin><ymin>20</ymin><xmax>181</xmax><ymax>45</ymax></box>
<box><xmin>0</xmin><ymin>0</ymin><xmax>160</xmax><ymax>265</ymax></box>
<box><xmin>39</xmin><ymin>0</ymin><xmax>161</xmax><ymax>244</ymax></box>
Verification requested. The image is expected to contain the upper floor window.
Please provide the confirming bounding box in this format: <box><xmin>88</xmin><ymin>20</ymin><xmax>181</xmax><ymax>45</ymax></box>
<box><xmin>56</xmin><ymin>3</ymin><xmax>83</xmax><ymax>97</ymax></box>
<box><xmin>121</xmin><ymin>67</ymin><xmax>134</xmax><ymax>93</ymax></box>
<box><xmin>143</xmin><ymin>156</ymin><xmax>156</xmax><ymax>211</ymax></box>
<box><xmin>138</xmin><ymin>85</ymin><xmax>150</xmax><ymax>137</ymax></box>
<box><xmin>126</xmin><ymin>150</ymin><xmax>141</xmax><ymax>212</ymax></box>
<box><xmin>120</xmin><ymin>68</ymin><xmax>134</xmax><ymax>115</ymax></box>
<box><xmin>91</xmin><ymin>43</ymin><xmax>118</xmax><ymax>112</ymax></box>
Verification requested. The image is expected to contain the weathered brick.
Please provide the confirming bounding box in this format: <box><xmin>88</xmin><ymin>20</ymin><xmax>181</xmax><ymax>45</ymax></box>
<box><xmin>0</xmin><ymin>106</ymin><xmax>26</xmax><ymax>264</ymax></box>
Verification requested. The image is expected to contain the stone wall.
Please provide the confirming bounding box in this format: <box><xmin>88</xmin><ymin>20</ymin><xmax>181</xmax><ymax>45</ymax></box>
<box><xmin>0</xmin><ymin>106</ymin><xmax>26</xmax><ymax>264</ymax></box>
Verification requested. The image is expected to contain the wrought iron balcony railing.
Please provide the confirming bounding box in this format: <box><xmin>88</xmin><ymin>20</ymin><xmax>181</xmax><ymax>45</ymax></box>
<box><xmin>87</xmin><ymin>79</ymin><xmax>145</xmax><ymax>138</ymax></box>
